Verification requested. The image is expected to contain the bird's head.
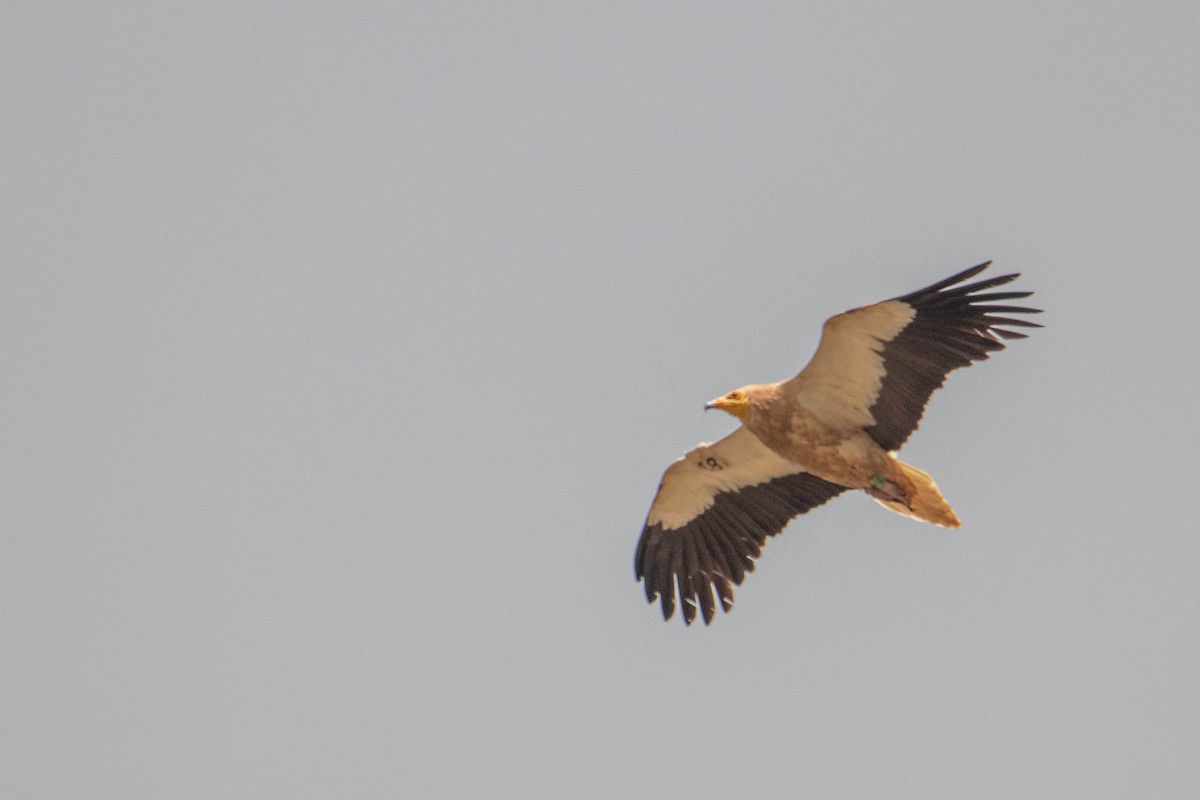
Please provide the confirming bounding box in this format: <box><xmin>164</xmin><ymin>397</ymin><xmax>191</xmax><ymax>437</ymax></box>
<box><xmin>705</xmin><ymin>388</ymin><xmax>751</xmax><ymax>420</ymax></box>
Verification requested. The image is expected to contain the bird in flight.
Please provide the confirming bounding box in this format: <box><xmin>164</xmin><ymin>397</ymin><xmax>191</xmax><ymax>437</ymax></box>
<box><xmin>634</xmin><ymin>262</ymin><xmax>1041</xmax><ymax>625</ymax></box>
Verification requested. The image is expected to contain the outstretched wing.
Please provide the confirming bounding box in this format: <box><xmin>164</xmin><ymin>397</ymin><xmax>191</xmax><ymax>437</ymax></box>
<box><xmin>786</xmin><ymin>262</ymin><xmax>1042</xmax><ymax>451</ymax></box>
<box><xmin>635</xmin><ymin>426</ymin><xmax>845</xmax><ymax>625</ymax></box>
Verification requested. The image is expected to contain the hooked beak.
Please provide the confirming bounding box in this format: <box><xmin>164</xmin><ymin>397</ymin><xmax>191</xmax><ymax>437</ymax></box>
<box><xmin>705</xmin><ymin>397</ymin><xmax>732</xmax><ymax>412</ymax></box>
<box><xmin>705</xmin><ymin>393</ymin><xmax>750</xmax><ymax>420</ymax></box>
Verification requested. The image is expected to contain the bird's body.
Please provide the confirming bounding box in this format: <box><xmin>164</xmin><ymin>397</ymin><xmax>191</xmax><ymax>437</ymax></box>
<box><xmin>635</xmin><ymin>262</ymin><xmax>1041</xmax><ymax>625</ymax></box>
<box><xmin>715</xmin><ymin>379</ymin><xmax>960</xmax><ymax>528</ymax></box>
<box><xmin>738</xmin><ymin>383</ymin><xmax>888</xmax><ymax>489</ymax></box>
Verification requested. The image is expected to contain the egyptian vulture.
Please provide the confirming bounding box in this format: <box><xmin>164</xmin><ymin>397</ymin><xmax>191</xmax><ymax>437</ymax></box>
<box><xmin>635</xmin><ymin>262</ymin><xmax>1040</xmax><ymax>625</ymax></box>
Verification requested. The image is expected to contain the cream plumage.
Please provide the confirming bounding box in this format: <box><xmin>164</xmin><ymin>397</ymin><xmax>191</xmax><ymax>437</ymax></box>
<box><xmin>635</xmin><ymin>262</ymin><xmax>1041</xmax><ymax>625</ymax></box>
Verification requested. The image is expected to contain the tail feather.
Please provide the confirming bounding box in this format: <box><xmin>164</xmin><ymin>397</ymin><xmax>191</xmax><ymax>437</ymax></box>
<box><xmin>874</xmin><ymin>458</ymin><xmax>962</xmax><ymax>528</ymax></box>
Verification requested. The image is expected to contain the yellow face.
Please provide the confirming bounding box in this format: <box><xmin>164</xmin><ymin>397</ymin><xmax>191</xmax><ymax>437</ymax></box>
<box><xmin>705</xmin><ymin>389</ymin><xmax>750</xmax><ymax>420</ymax></box>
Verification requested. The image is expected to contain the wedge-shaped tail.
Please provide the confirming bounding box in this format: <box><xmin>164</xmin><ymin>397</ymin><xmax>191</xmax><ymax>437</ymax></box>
<box><xmin>872</xmin><ymin>458</ymin><xmax>962</xmax><ymax>528</ymax></box>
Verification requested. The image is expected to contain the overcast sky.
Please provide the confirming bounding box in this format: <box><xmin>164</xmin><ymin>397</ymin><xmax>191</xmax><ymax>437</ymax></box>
<box><xmin>3</xmin><ymin>2</ymin><xmax>1199</xmax><ymax>798</ymax></box>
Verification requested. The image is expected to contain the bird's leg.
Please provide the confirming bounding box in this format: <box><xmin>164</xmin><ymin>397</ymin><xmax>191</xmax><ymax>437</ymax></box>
<box><xmin>866</xmin><ymin>472</ymin><xmax>911</xmax><ymax>508</ymax></box>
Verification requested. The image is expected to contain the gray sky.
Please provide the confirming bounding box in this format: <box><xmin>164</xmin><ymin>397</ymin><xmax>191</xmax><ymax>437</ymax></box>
<box><xmin>4</xmin><ymin>2</ymin><xmax>1198</xmax><ymax>797</ymax></box>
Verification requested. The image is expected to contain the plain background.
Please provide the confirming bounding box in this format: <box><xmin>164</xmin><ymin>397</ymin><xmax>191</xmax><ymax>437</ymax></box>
<box><xmin>3</xmin><ymin>2</ymin><xmax>1198</xmax><ymax>797</ymax></box>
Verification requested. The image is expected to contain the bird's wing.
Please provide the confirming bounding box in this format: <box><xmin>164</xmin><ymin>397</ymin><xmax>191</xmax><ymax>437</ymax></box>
<box><xmin>635</xmin><ymin>426</ymin><xmax>845</xmax><ymax>625</ymax></box>
<box><xmin>785</xmin><ymin>262</ymin><xmax>1042</xmax><ymax>451</ymax></box>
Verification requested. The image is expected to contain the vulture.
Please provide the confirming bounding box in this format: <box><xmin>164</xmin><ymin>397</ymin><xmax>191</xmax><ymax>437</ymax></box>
<box><xmin>634</xmin><ymin>262</ymin><xmax>1041</xmax><ymax>625</ymax></box>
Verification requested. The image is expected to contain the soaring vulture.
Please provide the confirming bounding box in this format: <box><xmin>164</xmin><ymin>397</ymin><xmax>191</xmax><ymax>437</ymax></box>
<box><xmin>635</xmin><ymin>262</ymin><xmax>1040</xmax><ymax>625</ymax></box>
